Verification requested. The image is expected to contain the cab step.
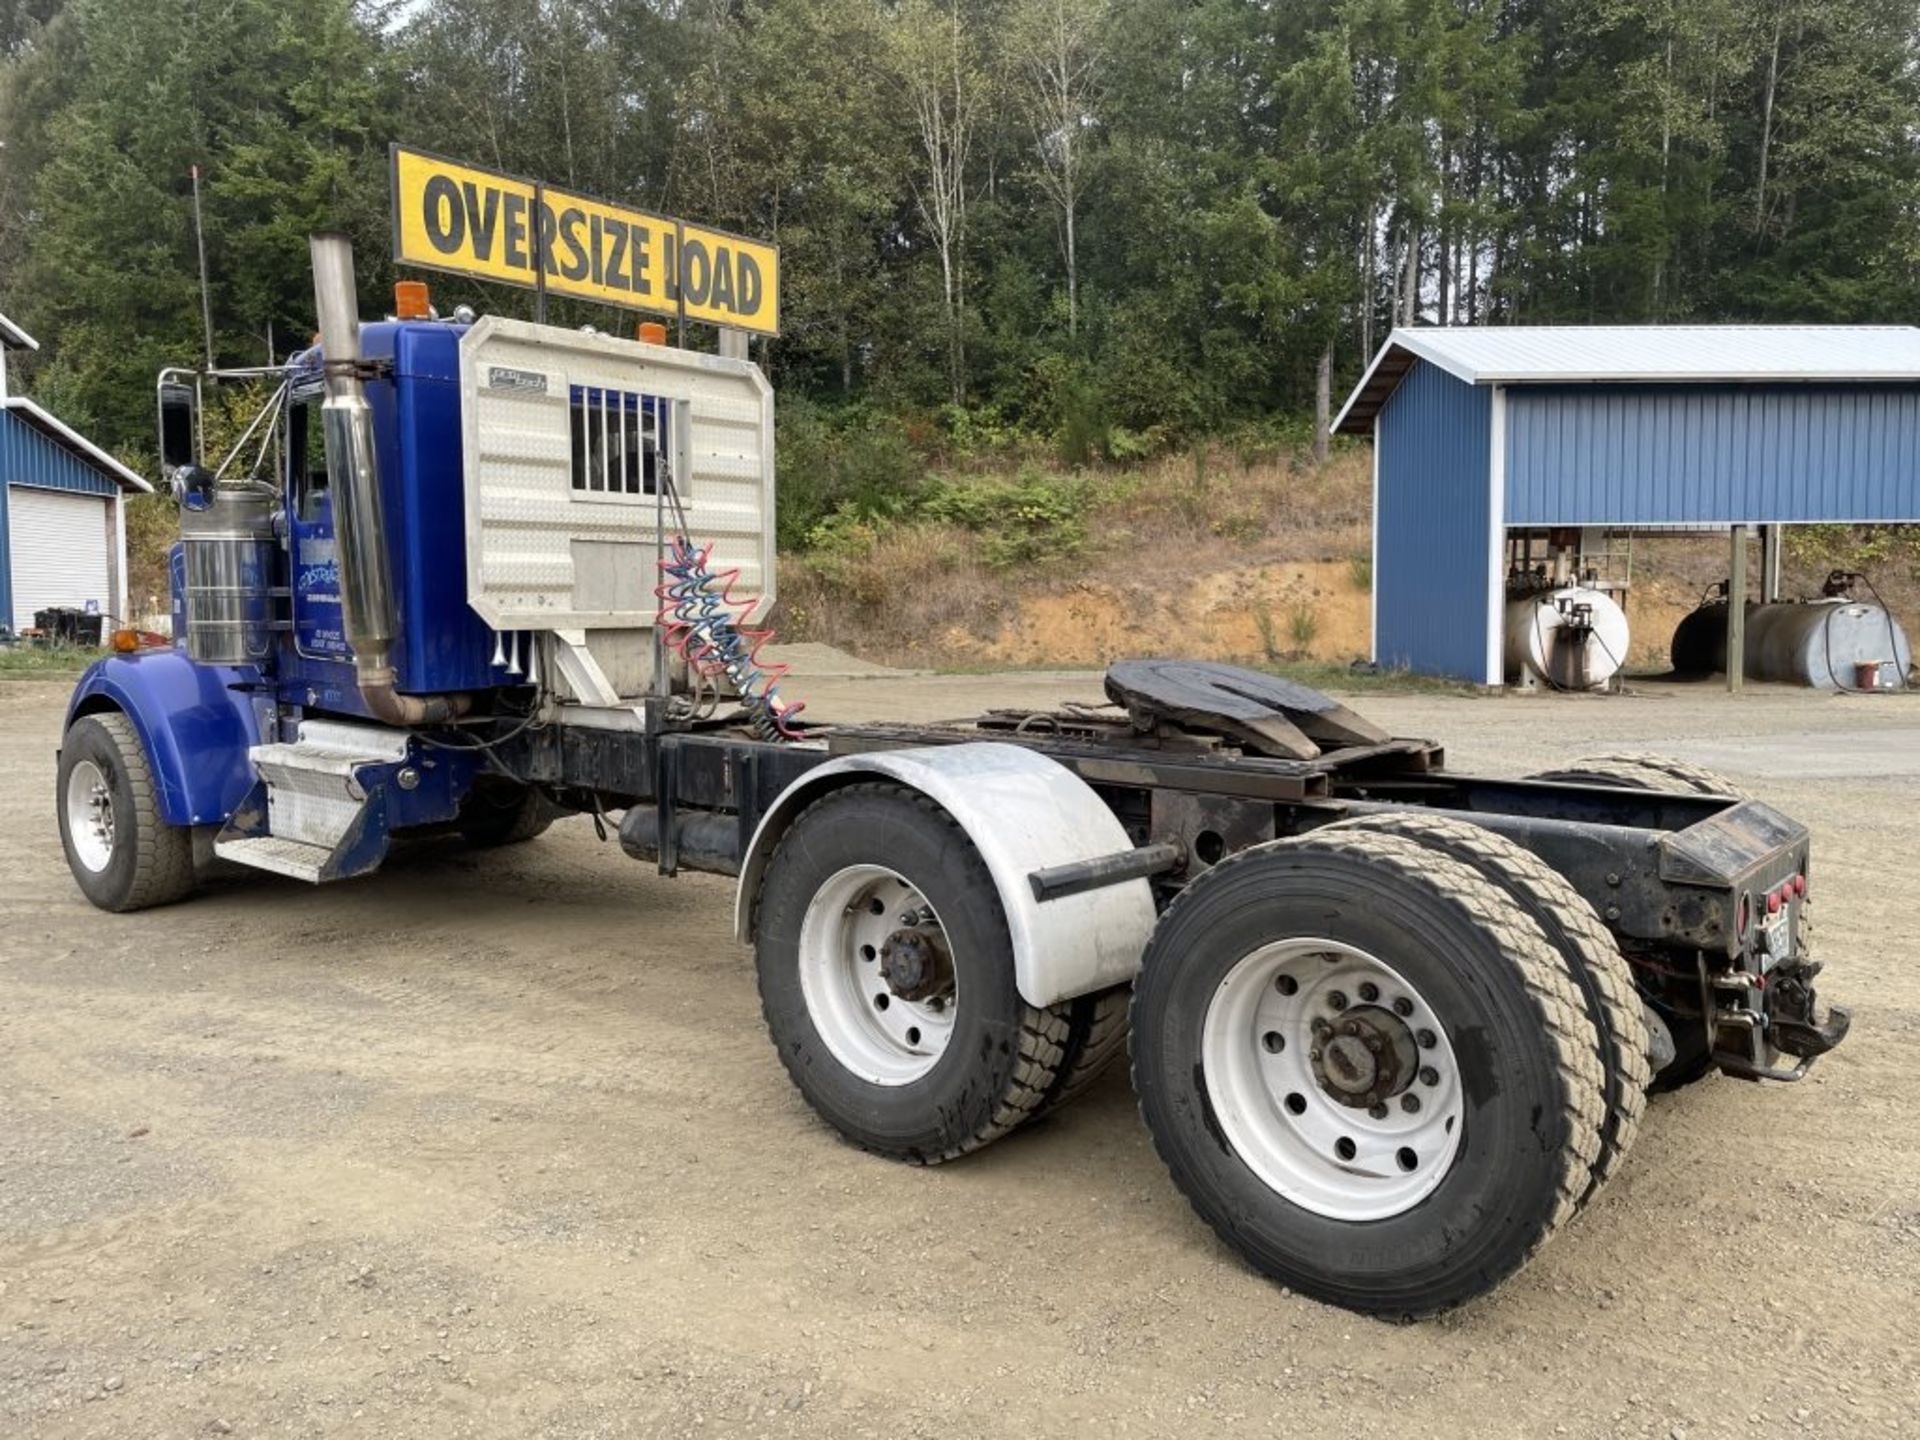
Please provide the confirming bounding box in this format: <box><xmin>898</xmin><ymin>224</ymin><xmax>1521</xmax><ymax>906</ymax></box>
<box><xmin>213</xmin><ymin>720</ymin><xmax>412</xmax><ymax>883</ymax></box>
<box><xmin>210</xmin><ymin>834</ymin><xmax>337</xmax><ymax>884</ymax></box>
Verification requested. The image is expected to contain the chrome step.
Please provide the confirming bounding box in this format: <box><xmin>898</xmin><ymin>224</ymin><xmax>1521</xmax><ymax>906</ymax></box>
<box><xmin>246</xmin><ymin>720</ymin><xmax>410</xmax><ymax>850</ymax></box>
<box><xmin>213</xmin><ymin>719</ymin><xmax>411</xmax><ymax>883</ymax></box>
<box><xmin>211</xmin><ymin>834</ymin><xmax>336</xmax><ymax>884</ymax></box>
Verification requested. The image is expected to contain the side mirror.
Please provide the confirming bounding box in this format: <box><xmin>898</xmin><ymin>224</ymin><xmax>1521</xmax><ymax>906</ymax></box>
<box><xmin>157</xmin><ymin>380</ymin><xmax>199</xmax><ymax>472</ymax></box>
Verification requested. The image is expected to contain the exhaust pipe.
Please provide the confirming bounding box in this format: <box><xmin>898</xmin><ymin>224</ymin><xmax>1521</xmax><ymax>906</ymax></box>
<box><xmin>308</xmin><ymin>234</ymin><xmax>466</xmax><ymax>726</ymax></box>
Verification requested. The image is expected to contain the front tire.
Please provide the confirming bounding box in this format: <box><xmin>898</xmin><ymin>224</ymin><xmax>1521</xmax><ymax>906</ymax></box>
<box><xmin>57</xmin><ymin>713</ymin><xmax>196</xmax><ymax>912</ymax></box>
<box><xmin>754</xmin><ymin>783</ymin><xmax>1072</xmax><ymax>1164</ymax></box>
<box><xmin>1131</xmin><ymin>828</ymin><xmax>1604</xmax><ymax>1318</ymax></box>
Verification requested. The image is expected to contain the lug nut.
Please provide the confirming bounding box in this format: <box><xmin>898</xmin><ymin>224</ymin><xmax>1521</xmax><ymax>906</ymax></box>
<box><xmin>1392</xmin><ymin>996</ymin><xmax>1413</xmax><ymax>1017</ymax></box>
<box><xmin>1358</xmin><ymin>982</ymin><xmax>1379</xmax><ymax>1002</ymax></box>
<box><xmin>1308</xmin><ymin>1048</ymin><xmax>1322</xmax><ymax>1063</ymax></box>
<box><xmin>1340</xmin><ymin>1020</ymin><xmax>1359</xmax><ymax>1037</ymax></box>
<box><xmin>1310</xmin><ymin>1017</ymin><xmax>1331</xmax><ymax>1036</ymax></box>
<box><xmin>1417</xmin><ymin>1028</ymin><xmax>1437</xmax><ymax>1049</ymax></box>
<box><xmin>1364</xmin><ymin>1036</ymin><xmax>1383</xmax><ymax>1053</ymax></box>
<box><xmin>1368</xmin><ymin>1103</ymin><xmax>1388</xmax><ymax>1120</ymax></box>
<box><xmin>1328</xmin><ymin>991</ymin><xmax>1349</xmax><ymax>1011</ymax></box>
<box><xmin>1419</xmin><ymin>1066</ymin><xmax>1439</xmax><ymax>1086</ymax></box>
<box><xmin>1401</xmin><ymin>1094</ymin><xmax>1422</xmax><ymax>1114</ymax></box>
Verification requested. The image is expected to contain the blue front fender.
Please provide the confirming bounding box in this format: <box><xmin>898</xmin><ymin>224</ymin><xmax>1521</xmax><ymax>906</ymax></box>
<box><xmin>64</xmin><ymin>652</ymin><xmax>268</xmax><ymax>827</ymax></box>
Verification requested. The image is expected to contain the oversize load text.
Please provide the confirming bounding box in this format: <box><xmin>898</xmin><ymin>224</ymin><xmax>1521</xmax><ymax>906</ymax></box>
<box><xmin>391</xmin><ymin>147</ymin><xmax>779</xmax><ymax>336</ymax></box>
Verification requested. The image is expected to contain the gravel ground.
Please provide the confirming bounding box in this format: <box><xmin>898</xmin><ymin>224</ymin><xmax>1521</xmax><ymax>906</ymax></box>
<box><xmin>2</xmin><ymin>673</ymin><xmax>1916</xmax><ymax>1439</ymax></box>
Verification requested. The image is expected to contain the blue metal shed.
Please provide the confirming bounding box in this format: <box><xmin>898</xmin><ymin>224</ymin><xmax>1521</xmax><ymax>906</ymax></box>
<box><xmin>0</xmin><ymin>312</ymin><xmax>151</xmax><ymax>633</ymax></box>
<box><xmin>1335</xmin><ymin>326</ymin><xmax>1920</xmax><ymax>684</ymax></box>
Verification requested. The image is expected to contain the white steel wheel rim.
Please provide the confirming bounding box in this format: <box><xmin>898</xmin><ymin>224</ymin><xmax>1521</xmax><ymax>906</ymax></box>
<box><xmin>1202</xmin><ymin>938</ymin><xmax>1465</xmax><ymax>1221</ymax></box>
<box><xmin>65</xmin><ymin>759</ymin><xmax>117</xmax><ymax>874</ymax></box>
<box><xmin>798</xmin><ymin>864</ymin><xmax>958</xmax><ymax>1086</ymax></box>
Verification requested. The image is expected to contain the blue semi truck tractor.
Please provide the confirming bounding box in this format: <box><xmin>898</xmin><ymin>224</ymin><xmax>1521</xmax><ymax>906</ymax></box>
<box><xmin>53</xmin><ymin>232</ymin><xmax>1849</xmax><ymax>1319</ymax></box>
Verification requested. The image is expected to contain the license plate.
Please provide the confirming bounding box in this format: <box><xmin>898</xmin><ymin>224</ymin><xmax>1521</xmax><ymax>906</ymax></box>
<box><xmin>1759</xmin><ymin>905</ymin><xmax>1790</xmax><ymax>968</ymax></box>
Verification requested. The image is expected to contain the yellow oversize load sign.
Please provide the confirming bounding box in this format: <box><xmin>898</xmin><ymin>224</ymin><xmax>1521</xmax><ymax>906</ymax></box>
<box><xmin>390</xmin><ymin>145</ymin><xmax>779</xmax><ymax>336</ymax></box>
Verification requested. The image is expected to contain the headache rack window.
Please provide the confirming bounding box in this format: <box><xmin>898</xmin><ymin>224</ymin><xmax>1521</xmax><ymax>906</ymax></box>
<box><xmin>569</xmin><ymin>386</ymin><xmax>669</xmax><ymax>499</ymax></box>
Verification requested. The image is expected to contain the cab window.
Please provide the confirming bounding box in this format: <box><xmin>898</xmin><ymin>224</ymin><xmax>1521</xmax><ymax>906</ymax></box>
<box><xmin>287</xmin><ymin>394</ymin><xmax>330</xmax><ymax>521</ymax></box>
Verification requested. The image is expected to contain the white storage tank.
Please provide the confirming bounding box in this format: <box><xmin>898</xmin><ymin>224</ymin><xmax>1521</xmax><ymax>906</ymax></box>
<box><xmin>1670</xmin><ymin>596</ymin><xmax>1911</xmax><ymax>689</ymax></box>
<box><xmin>1749</xmin><ymin>598</ymin><xmax>1911</xmax><ymax>689</ymax></box>
<box><xmin>1503</xmin><ymin>586</ymin><xmax>1630</xmax><ymax>691</ymax></box>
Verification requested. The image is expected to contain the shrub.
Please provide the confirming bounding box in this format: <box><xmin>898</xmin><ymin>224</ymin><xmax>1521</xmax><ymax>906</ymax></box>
<box><xmin>923</xmin><ymin>467</ymin><xmax>1094</xmax><ymax>569</ymax></box>
<box><xmin>1288</xmin><ymin>602</ymin><xmax>1320</xmax><ymax>656</ymax></box>
<box><xmin>1254</xmin><ymin>602</ymin><xmax>1281</xmax><ymax>662</ymax></box>
<box><xmin>776</xmin><ymin>400</ymin><xmax>928</xmax><ymax>551</ymax></box>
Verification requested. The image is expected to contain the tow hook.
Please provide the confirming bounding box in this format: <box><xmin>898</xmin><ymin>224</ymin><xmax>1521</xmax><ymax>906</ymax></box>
<box><xmin>1768</xmin><ymin>958</ymin><xmax>1852</xmax><ymax>1059</ymax></box>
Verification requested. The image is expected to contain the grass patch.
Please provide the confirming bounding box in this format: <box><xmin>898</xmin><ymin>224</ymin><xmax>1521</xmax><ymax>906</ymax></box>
<box><xmin>1257</xmin><ymin>659</ymin><xmax>1486</xmax><ymax>696</ymax></box>
<box><xmin>0</xmin><ymin>644</ymin><xmax>97</xmax><ymax>678</ymax></box>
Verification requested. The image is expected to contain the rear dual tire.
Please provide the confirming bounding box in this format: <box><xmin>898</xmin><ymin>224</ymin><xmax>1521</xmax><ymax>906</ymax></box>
<box><xmin>1529</xmin><ymin>752</ymin><xmax>1752</xmax><ymax>1092</ymax></box>
<box><xmin>1324</xmin><ymin>813</ymin><xmax>1648</xmax><ymax>1206</ymax></box>
<box><xmin>754</xmin><ymin>783</ymin><xmax>1086</xmax><ymax>1164</ymax></box>
<box><xmin>1130</xmin><ymin>828</ymin><xmax>1605</xmax><ymax>1319</ymax></box>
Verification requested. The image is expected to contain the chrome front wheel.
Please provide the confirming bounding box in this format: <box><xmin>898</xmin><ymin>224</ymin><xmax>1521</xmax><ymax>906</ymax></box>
<box><xmin>63</xmin><ymin>758</ymin><xmax>117</xmax><ymax>874</ymax></box>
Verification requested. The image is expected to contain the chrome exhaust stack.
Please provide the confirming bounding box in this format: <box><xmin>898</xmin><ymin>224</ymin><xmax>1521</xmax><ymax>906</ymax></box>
<box><xmin>308</xmin><ymin>233</ymin><xmax>465</xmax><ymax>726</ymax></box>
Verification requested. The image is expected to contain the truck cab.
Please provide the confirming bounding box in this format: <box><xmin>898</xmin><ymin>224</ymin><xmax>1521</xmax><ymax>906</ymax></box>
<box><xmin>57</xmin><ymin>235</ymin><xmax>776</xmax><ymax>906</ymax></box>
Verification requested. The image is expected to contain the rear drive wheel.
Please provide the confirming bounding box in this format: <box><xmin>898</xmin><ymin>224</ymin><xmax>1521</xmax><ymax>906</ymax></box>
<box><xmin>1531</xmin><ymin>752</ymin><xmax>1748</xmax><ymax>799</ymax></box>
<box><xmin>1528</xmin><ymin>753</ymin><xmax>1753</xmax><ymax>1092</ymax></box>
<box><xmin>57</xmin><ymin>713</ymin><xmax>195</xmax><ymax>913</ymax></box>
<box><xmin>754</xmin><ymin>783</ymin><xmax>1072</xmax><ymax>1164</ymax></box>
<box><xmin>1033</xmin><ymin>984</ymin><xmax>1132</xmax><ymax>1118</ymax></box>
<box><xmin>1325</xmin><ymin>813</ymin><xmax>1649</xmax><ymax>1207</ymax></box>
<box><xmin>1131</xmin><ymin>828</ymin><xmax>1604</xmax><ymax>1318</ymax></box>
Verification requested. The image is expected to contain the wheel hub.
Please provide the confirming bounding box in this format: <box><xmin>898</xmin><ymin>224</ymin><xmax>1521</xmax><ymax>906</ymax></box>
<box><xmin>796</xmin><ymin>865</ymin><xmax>960</xmax><ymax>1087</ymax></box>
<box><xmin>1310</xmin><ymin>1006</ymin><xmax>1418</xmax><ymax>1109</ymax></box>
<box><xmin>879</xmin><ymin>927</ymin><xmax>952</xmax><ymax>1003</ymax></box>
<box><xmin>1199</xmin><ymin>939</ymin><xmax>1465</xmax><ymax>1221</ymax></box>
<box><xmin>64</xmin><ymin>758</ymin><xmax>117</xmax><ymax>874</ymax></box>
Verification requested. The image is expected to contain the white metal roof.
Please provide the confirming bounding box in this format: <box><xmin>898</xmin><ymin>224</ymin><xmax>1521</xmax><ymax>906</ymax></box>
<box><xmin>0</xmin><ymin>312</ymin><xmax>38</xmax><ymax>352</ymax></box>
<box><xmin>1334</xmin><ymin>325</ymin><xmax>1920</xmax><ymax>434</ymax></box>
<box><xmin>1</xmin><ymin>398</ymin><xmax>152</xmax><ymax>492</ymax></box>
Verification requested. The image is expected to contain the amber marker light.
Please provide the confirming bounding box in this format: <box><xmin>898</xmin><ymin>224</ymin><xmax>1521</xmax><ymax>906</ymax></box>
<box><xmin>394</xmin><ymin>280</ymin><xmax>431</xmax><ymax>319</ymax></box>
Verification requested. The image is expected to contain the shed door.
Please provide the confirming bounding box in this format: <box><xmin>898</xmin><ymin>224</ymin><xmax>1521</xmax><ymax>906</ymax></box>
<box><xmin>9</xmin><ymin>485</ymin><xmax>112</xmax><ymax>630</ymax></box>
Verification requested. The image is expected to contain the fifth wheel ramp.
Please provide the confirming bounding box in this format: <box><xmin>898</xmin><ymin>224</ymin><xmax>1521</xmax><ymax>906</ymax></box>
<box><xmin>1104</xmin><ymin>658</ymin><xmax>1389</xmax><ymax>760</ymax></box>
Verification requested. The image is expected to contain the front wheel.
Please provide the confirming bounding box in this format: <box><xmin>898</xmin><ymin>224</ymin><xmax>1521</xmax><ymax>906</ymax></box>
<box><xmin>57</xmin><ymin>713</ymin><xmax>196</xmax><ymax>912</ymax></box>
<box><xmin>1131</xmin><ymin>827</ymin><xmax>1604</xmax><ymax>1319</ymax></box>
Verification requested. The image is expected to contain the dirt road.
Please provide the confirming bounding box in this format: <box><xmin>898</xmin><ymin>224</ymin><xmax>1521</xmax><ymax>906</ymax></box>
<box><xmin>3</xmin><ymin>673</ymin><xmax>1916</xmax><ymax>1438</ymax></box>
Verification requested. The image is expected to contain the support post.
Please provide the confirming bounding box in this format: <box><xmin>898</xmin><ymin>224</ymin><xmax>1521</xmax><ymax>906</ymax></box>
<box><xmin>532</xmin><ymin>181</ymin><xmax>548</xmax><ymax>325</ymax></box>
<box><xmin>1727</xmin><ymin>525</ymin><xmax>1747</xmax><ymax>693</ymax></box>
<box><xmin>1760</xmin><ymin>523</ymin><xmax>1783</xmax><ymax>602</ymax></box>
<box><xmin>717</xmin><ymin>328</ymin><xmax>749</xmax><ymax>362</ymax></box>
